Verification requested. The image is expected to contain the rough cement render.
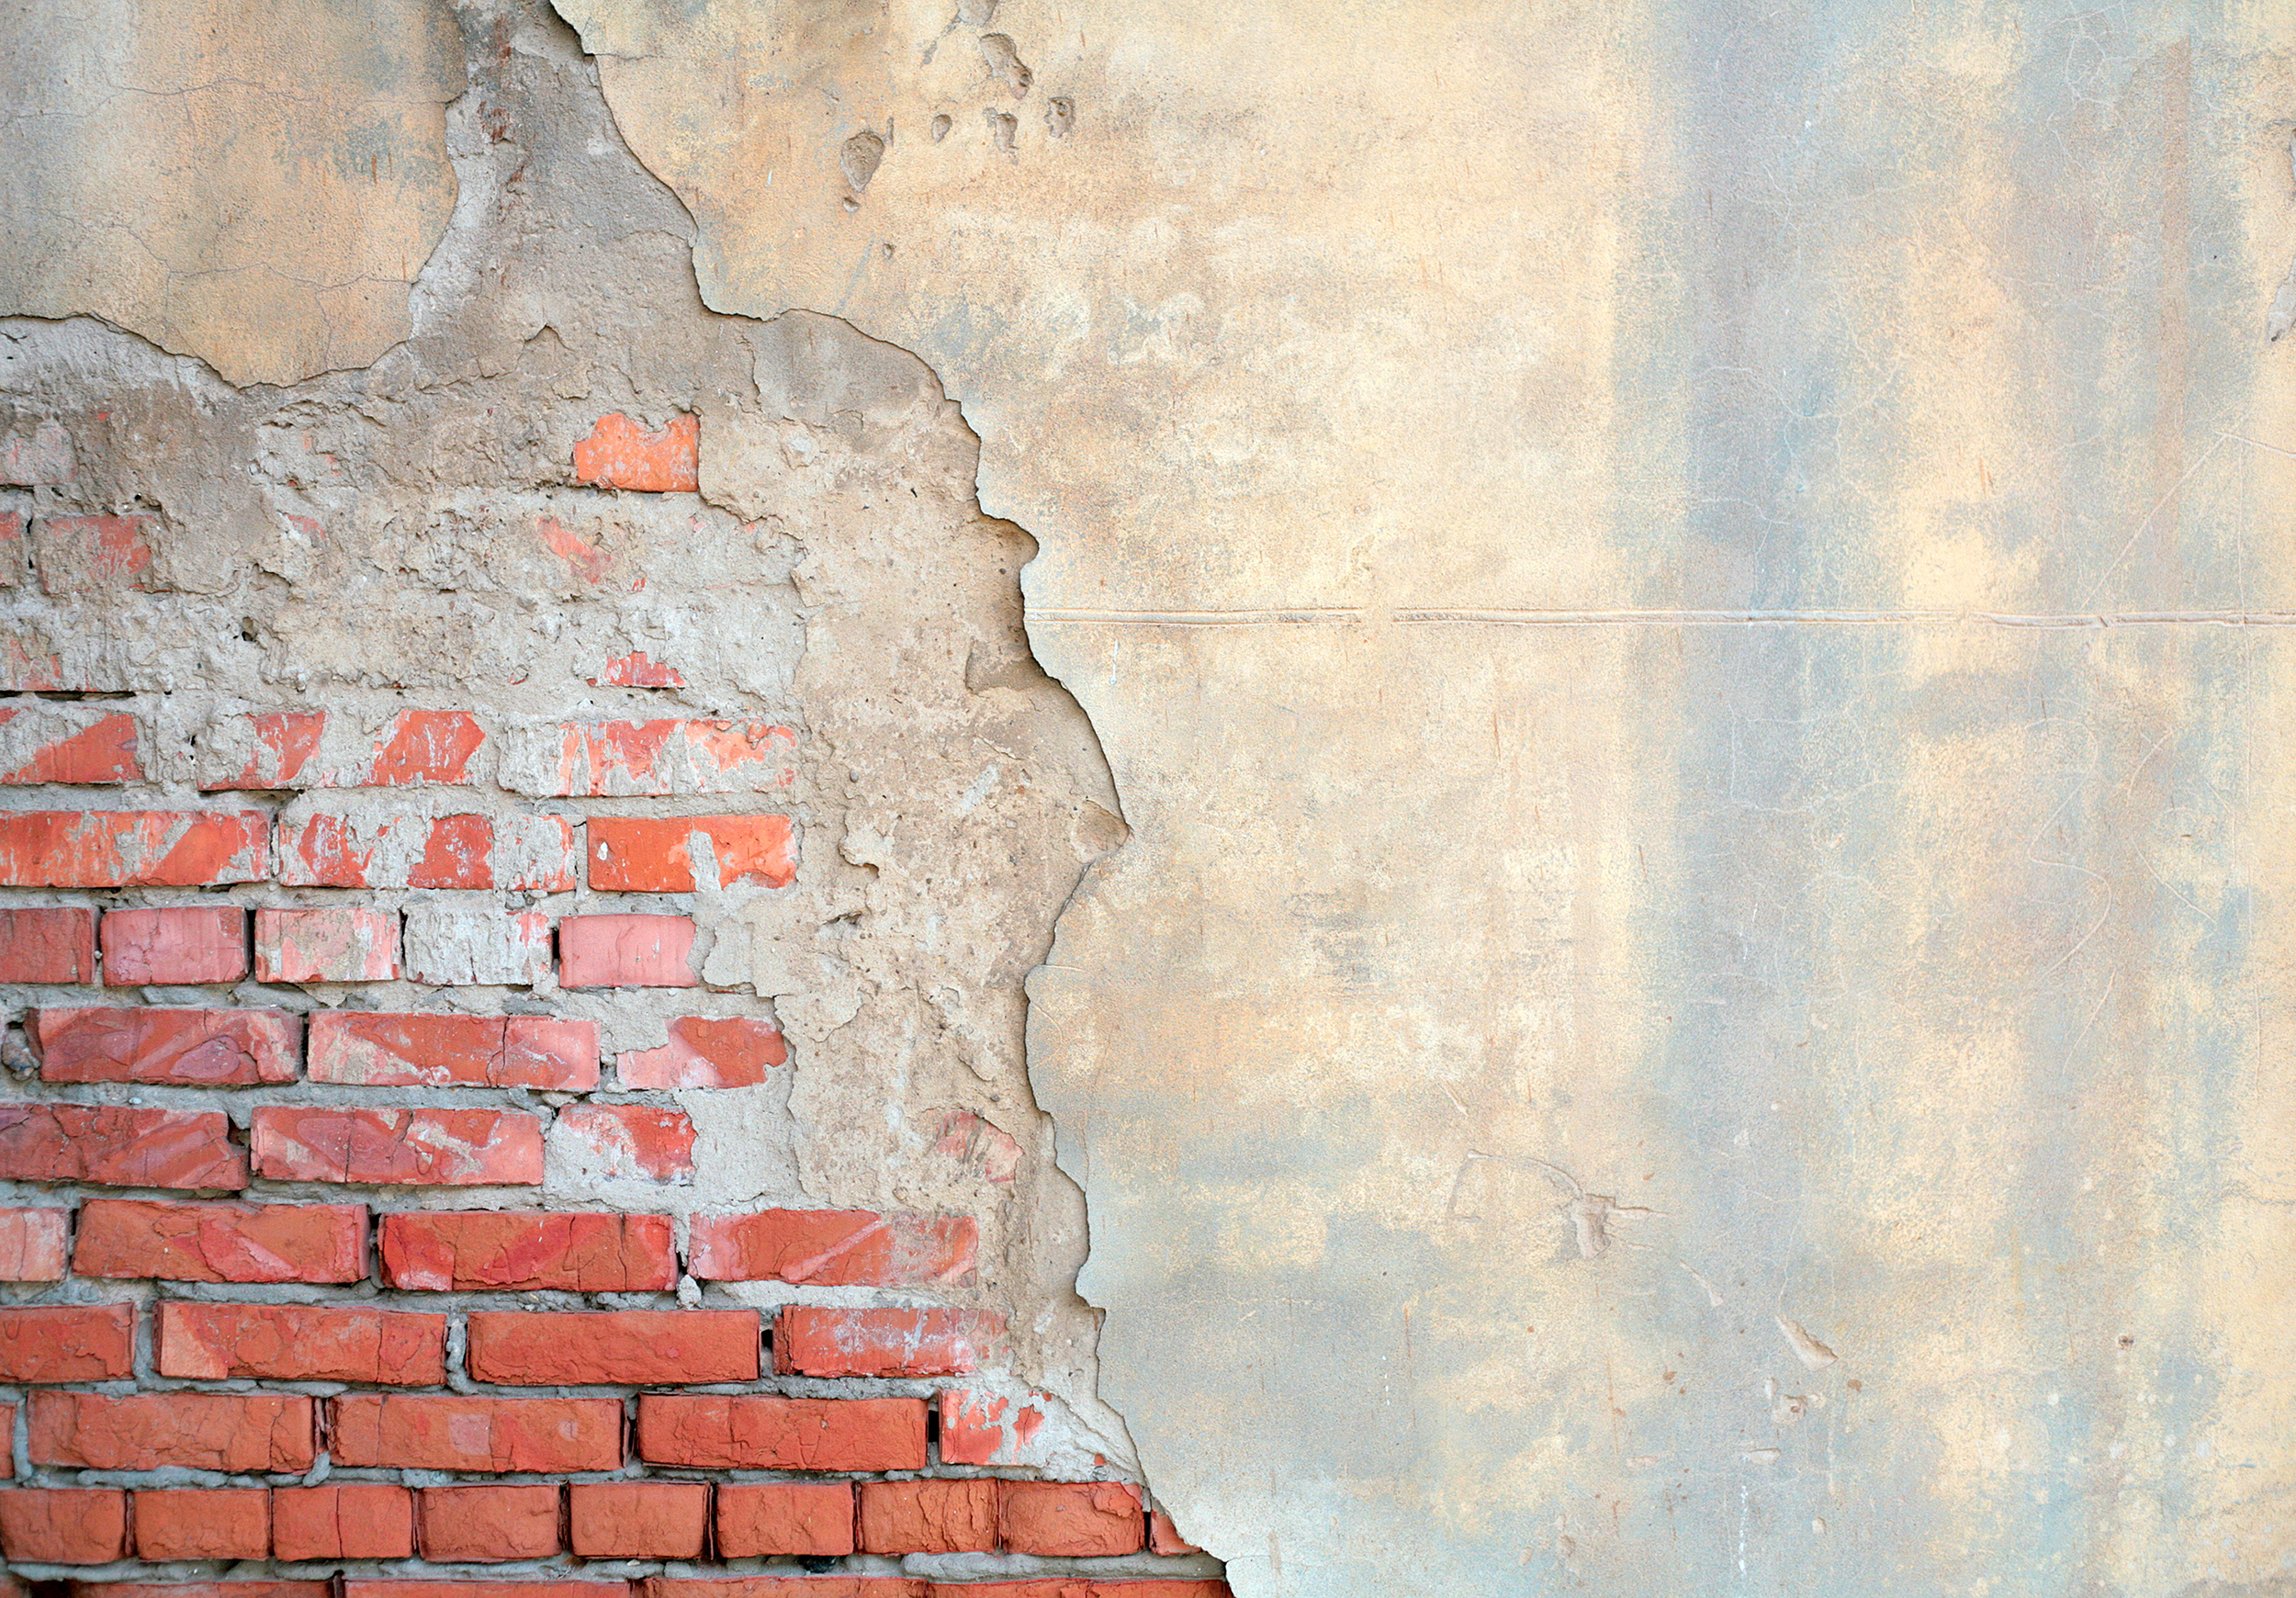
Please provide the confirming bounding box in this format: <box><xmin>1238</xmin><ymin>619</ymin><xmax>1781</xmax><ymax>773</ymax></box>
<box><xmin>0</xmin><ymin>0</ymin><xmax>1136</xmax><ymax>1488</ymax></box>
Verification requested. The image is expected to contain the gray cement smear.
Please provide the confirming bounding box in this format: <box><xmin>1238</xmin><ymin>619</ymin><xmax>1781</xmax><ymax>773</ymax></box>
<box><xmin>0</xmin><ymin>0</ymin><xmax>1136</xmax><ymax>1478</ymax></box>
<box><xmin>6</xmin><ymin>0</ymin><xmax>2296</xmax><ymax>1594</ymax></box>
<box><xmin>547</xmin><ymin>1</ymin><xmax>2296</xmax><ymax>1594</ymax></box>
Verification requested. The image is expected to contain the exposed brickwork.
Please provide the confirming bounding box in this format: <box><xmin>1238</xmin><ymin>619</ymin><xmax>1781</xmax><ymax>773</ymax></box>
<box><xmin>0</xmin><ymin>906</ymin><xmax>96</xmax><ymax>982</ymax></box>
<box><xmin>74</xmin><ymin>1198</ymin><xmax>366</xmax><ymax>1282</ymax></box>
<box><xmin>0</xmin><ymin>339</ymin><xmax>1211</xmax><ymax>1598</ymax></box>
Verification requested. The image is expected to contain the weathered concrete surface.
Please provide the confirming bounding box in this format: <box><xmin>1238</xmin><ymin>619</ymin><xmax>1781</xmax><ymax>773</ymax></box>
<box><xmin>0</xmin><ymin>0</ymin><xmax>463</xmax><ymax>386</ymax></box>
<box><xmin>551</xmin><ymin>1</ymin><xmax>2296</xmax><ymax>1594</ymax></box>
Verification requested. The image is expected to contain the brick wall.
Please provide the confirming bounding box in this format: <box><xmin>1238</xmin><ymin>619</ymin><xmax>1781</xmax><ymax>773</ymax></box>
<box><xmin>0</xmin><ymin>12</ymin><xmax>1188</xmax><ymax>1587</ymax></box>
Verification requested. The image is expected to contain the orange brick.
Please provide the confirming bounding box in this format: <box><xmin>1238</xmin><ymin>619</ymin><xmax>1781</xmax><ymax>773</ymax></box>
<box><xmin>569</xmin><ymin>1482</ymin><xmax>709</xmax><ymax>1559</ymax></box>
<box><xmin>156</xmin><ymin>1301</ymin><xmax>445</xmax><ymax>1384</ymax></box>
<box><xmin>1149</xmin><ymin>1510</ymin><xmax>1199</xmax><ymax>1556</ymax></box>
<box><xmin>253</xmin><ymin>1106</ymin><xmax>544</xmax><ymax>1186</ymax></box>
<box><xmin>588</xmin><ymin>815</ymin><xmax>795</xmax><ymax>890</ymax></box>
<box><xmin>332</xmin><ymin>1394</ymin><xmax>623</xmax><ymax>1471</ymax></box>
<box><xmin>272</xmin><ymin>1483</ymin><xmax>415</xmax><ymax>1560</ymax></box>
<box><xmin>573</xmin><ymin>411</ymin><xmax>700</xmax><ymax>492</ymax></box>
<box><xmin>858</xmin><ymin>1480</ymin><xmax>998</xmax><ymax>1555</ymax></box>
<box><xmin>715</xmin><ymin>1482</ymin><xmax>854</xmax><ymax>1559</ymax></box>
<box><xmin>466</xmin><ymin>1309</ymin><xmax>758</xmax><ymax>1385</ymax></box>
<box><xmin>28</xmin><ymin>1391</ymin><xmax>314</xmax><ymax>1471</ymax></box>
<box><xmin>0</xmin><ymin>1208</ymin><xmax>67</xmax><ymax>1279</ymax></box>
<box><xmin>279</xmin><ymin>812</ymin><xmax>576</xmax><ymax>890</ymax></box>
<box><xmin>0</xmin><ymin>710</ymin><xmax>140</xmax><ymax>783</ymax></box>
<box><xmin>590</xmin><ymin>650</ymin><xmax>684</xmax><ymax>688</ymax></box>
<box><xmin>201</xmin><ymin>708</ymin><xmax>485</xmax><ymax>790</ymax></box>
<box><xmin>772</xmin><ymin>1307</ymin><xmax>1003</xmax><ymax>1378</ymax></box>
<box><xmin>938</xmin><ymin>1389</ymin><xmax>1048</xmax><ymax>1468</ymax></box>
<box><xmin>97</xmin><ymin>906</ymin><xmax>247</xmax><ymax>984</ymax></box>
<box><xmin>348</xmin><ymin>1585</ymin><xmax>625</xmax><ymax>1598</ymax></box>
<box><xmin>0</xmin><ymin>1104</ymin><xmax>245</xmax><ymax>1189</ymax></box>
<box><xmin>652</xmin><ymin>1584</ymin><xmax>924</xmax><ymax>1598</ymax></box>
<box><xmin>616</xmin><ymin>1016</ymin><xmax>786</xmax><ymax>1088</ymax></box>
<box><xmin>74</xmin><ymin>1198</ymin><xmax>366</xmax><ymax>1283</ymax></box>
<box><xmin>33</xmin><ymin>1006</ymin><xmax>295</xmax><ymax>1084</ymax></box>
<box><xmin>0</xmin><ymin>810</ymin><xmax>266</xmax><ymax>886</ymax></box>
<box><xmin>133</xmin><ymin>1488</ymin><xmax>270</xmax><ymax>1560</ymax></box>
<box><xmin>689</xmin><ymin>1209</ymin><xmax>975</xmax><ymax>1286</ymax></box>
<box><xmin>419</xmin><ymin>1485</ymin><xmax>562</xmax><ymax>1561</ymax></box>
<box><xmin>555</xmin><ymin>1104</ymin><xmax>694</xmax><ymax>1181</ymax></box>
<box><xmin>0</xmin><ymin>906</ymin><xmax>96</xmax><ymax>982</ymax></box>
<box><xmin>558</xmin><ymin>914</ymin><xmax>697</xmax><ymax>987</ymax></box>
<box><xmin>998</xmin><ymin>1483</ymin><xmax>1143</xmax><ymax>1557</ymax></box>
<box><xmin>379</xmin><ymin>1210</ymin><xmax>675</xmax><ymax>1291</ymax></box>
<box><xmin>0</xmin><ymin>1304</ymin><xmax>134</xmax><ymax>1381</ymax></box>
<box><xmin>0</xmin><ymin>1488</ymin><xmax>127</xmax><ymax>1563</ymax></box>
<box><xmin>636</xmin><ymin>1395</ymin><xmax>927</xmax><ymax>1472</ymax></box>
<box><xmin>309</xmin><ymin>1011</ymin><xmax>598</xmax><ymax>1088</ymax></box>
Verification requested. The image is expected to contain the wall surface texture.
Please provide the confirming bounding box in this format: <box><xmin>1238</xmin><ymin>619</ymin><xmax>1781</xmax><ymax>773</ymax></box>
<box><xmin>6</xmin><ymin>0</ymin><xmax>2296</xmax><ymax>1596</ymax></box>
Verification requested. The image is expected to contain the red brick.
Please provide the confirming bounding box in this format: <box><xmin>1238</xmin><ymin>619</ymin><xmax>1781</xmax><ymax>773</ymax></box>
<box><xmin>310</xmin><ymin>1011</ymin><xmax>598</xmax><ymax>1088</ymax></box>
<box><xmin>33</xmin><ymin>1006</ymin><xmax>294</xmax><ymax>1084</ymax></box>
<box><xmin>858</xmin><ymin>1480</ymin><xmax>998</xmax><ymax>1555</ymax></box>
<box><xmin>97</xmin><ymin>907</ymin><xmax>247</xmax><ymax>985</ymax></box>
<box><xmin>133</xmin><ymin>1489</ymin><xmax>269</xmax><ymax>1560</ymax></box>
<box><xmin>0</xmin><ymin>906</ymin><xmax>96</xmax><ymax>982</ymax></box>
<box><xmin>74</xmin><ymin>1199</ymin><xmax>365</xmax><ymax>1283</ymax></box>
<box><xmin>349</xmin><ymin>1586</ymin><xmax>626</xmax><ymax>1598</ymax></box>
<box><xmin>558</xmin><ymin>914</ymin><xmax>696</xmax><ymax>987</ymax></box>
<box><xmin>998</xmin><ymin>1483</ymin><xmax>1143</xmax><ymax>1557</ymax></box>
<box><xmin>379</xmin><ymin>1210</ymin><xmax>675</xmax><ymax>1291</ymax></box>
<box><xmin>588</xmin><ymin>816</ymin><xmax>795</xmax><ymax>891</ymax></box>
<box><xmin>34</xmin><ymin>513</ymin><xmax>156</xmax><ymax>592</ymax></box>
<box><xmin>636</xmin><ymin>1395</ymin><xmax>927</xmax><ymax>1472</ymax></box>
<box><xmin>0</xmin><ymin>1489</ymin><xmax>128</xmax><ymax>1563</ymax></box>
<box><xmin>648</xmin><ymin>1585</ymin><xmax>923</xmax><ymax>1598</ymax></box>
<box><xmin>467</xmin><ymin>1309</ymin><xmax>758</xmax><ymax>1386</ymax></box>
<box><xmin>0</xmin><ymin>711</ymin><xmax>140</xmax><ymax>784</ymax></box>
<box><xmin>923</xmin><ymin>1587</ymin><xmax>1229</xmax><ymax>1598</ymax></box>
<box><xmin>555</xmin><ymin>1104</ymin><xmax>694</xmax><ymax>1181</ymax></box>
<box><xmin>0</xmin><ymin>1304</ymin><xmax>134</xmax><ymax>1381</ymax></box>
<box><xmin>569</xmin><ymin>1482</ymin><xmax>708</xmax><ymax>1559</ymax></box>
<box><xmin>690</xmin><ymin>1210</ymin><xmax>975</xmax><ymax>1287</ymax></box>
<box><xmin>252</xmin><ymin>1106</ymin><xmax>544</xmax><ymax>1186</ymax></box>
<box><xmin>772</xmin><ymin>1307</ymin><xmax>1004</xmax><ymax>1378</ymax></box>
<box><xmin>253</xmin><ymin>906</ymin><xmax>400</xmax><ymax>982</ymax></box>
<box><xmin>279</xmin><ymin>813</ymin><xmax>576</xmax><ymax>890</ymax></box>
<box><xmin>202</xmin><ymin>709</ymin><xmax>486</xmax><ymax>791</ymax></box>
<box><xmin>590</xmin><ymin>650</ymin><xmax>685</xmax><ymax>688</ymax></box>
<box><xmin>419</xmin><ymin>1485</ymin><xmax>562</xmax><ymax>1561</ymax></box>
<box><xmin>0</xmin><ymin>1207</ymin><xmax>68</xmax><ymax>1278</ymax></box>
<box><xmin>715</xmin><ymin>1483</ymin><xmax>854</xmax><ymax>1559</ymax></box>
<box><xmin>332</xmin><ymin>1394</ymin><xmax>623</xmax><ymax>1472</ymax></box>
<box><xmin>0</xmin><ymin>811</ymin><xmax>267</xmax><ymax>886</ymax></box>
<box><xmin>617</xmin><ymin>1016</ymin><xmax>785</xmax><ymax>1088</ymax></box>
<box><xmin>1148</xmin><ymin>1510</ymin><xmax>1199</xmax><ymax>1556</ymax></box>
<box><xmin>272</xmin><ymin>1483</ymin><xmax>415</xmax><ymax>1560</ymax></box>
<box><xmin>573</xmin><ymin>411</ymin><xmax>700</xmax><ymax>492</ymax></box>
<box><xmin>156</xmin><ymin>1301</ymin><xmax>445</xmax><ymax>1384</ymax></box>
<box><xmin>28</xmin><ymin>1391</ymin><xmax>314</xmax><ymax>1471</ymax></box>
<box><xmin>0</xmin><ymin>1104</ymin><xmax>245</xmax><ymax>1189</ymax></box>
<box><xmin>512</xmin><ymin>719</ymin><xmax>796</xmax><ymax>797</ymax></box>
<box><xmin>937</xmin><ymin>1390</ymin><xmax>1047</xmax><ymax>1468</ymax></box>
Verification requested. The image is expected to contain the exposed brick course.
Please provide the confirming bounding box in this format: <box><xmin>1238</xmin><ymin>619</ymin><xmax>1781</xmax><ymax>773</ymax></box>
<box><xmin>569</xmin><ymin>1482</ymin><xmax>710</xmax><ymax>1559</ymax></box>
<box><xmin>715</xmin><ymin>1483</ymin><xmax>855</xmax><ymax>1559</ymax></box>
<box><xmin>251</xmin><ymin>1105</ymin><xmax>545</xmax><ymax>1186</ymax></box>
<box><xmin>0</xmin><ymin>906</ymin><xmax>96</xmax><ymax>981</ymax></box>
<box><xmin>556</xmin><ymin>1102</ymin><xmax>696</xmax><ymax>1180</ymax></box>
<box><xmin>97</xmin><ymin>906</ymin><xmax>249</xmax><ymax>984</ymax></box>
<box><xmin>33</xmin><ymin>1005</ymin><xmax>295</xmax><ymax>1084</ymax></box>
<box><xmin>133</xmin><ymin>1489</ymin><xmax>271</xmax><ymax>1561</ymax></box>
<box><xmin>418</xmin><ymin>1485</ymin><xmax>564</xmax><ymax>1561</ymax></box>
<box><xmin>771</xmin><ymin>1307</ymin><xmax>1004</xmax><ymax>1378</ymax></box>
<box><xmin>0</xmin><ymin>810</ymin><xmax>267</xmax><ymax>886</ymax></box>
<box><xmin>587</xmin><ymin>814</ymin><xmax>795</xmax><ymax>890</ymax></box>
<box><xmin>28</xmin><ymin>1391</ymin><xmax>315</xmax><ymax>1471</ymax></box>
<box><xmin>689</xmin><ymin>1209</ymin><xmax>975</xmax><ymax>1286</ymax></box>
<box><xmin>309</xmin><ymin>1011</ymin><xmax>599</xmax><ymax>1088</ymax></box>
<box><xmin>0</xmin><ymin>1488</ymin><xmax>129</xmax><ymax>1563</ymax></box>
<box><xmin>616</xmin><ymin>1015</ymin><xmax>786</xmax><ymax>1088</ymax></box>
<box><xmin>558</xmin><ymin>913</ymin><xmax>698</xmax><ymax>987</ymax></box>
<box><xmin>273</xmin><ymin>1483</ymin><xmax>417</xmax><ymax>1561</ymax></box>
<box><xmin>636</xmin><ymin>1395</ymin><xmax>928</xmax><ymax>1472</ymax></box>
<box><xmin>0</xmin><ymin>1104</ymin><xmax>246</xmax><ymax>1188</ymax></box>
<box><xmin>253</xmin><ymin>906</ymin><xmax>400</xmax><ymax>982</ymax></box>
<box><xmin>378</xmin><ymin>1210</ymin><xmax>675</xmax><ymax>1291</ymax></box>
<box><xmin>156</xmin><ymin>1300</ymin><xmax>445</xmax><ymax>1384</ymax></box>
<box><xmin>332</xmin><ymin>1394</ymin><xmax>625</xmax><ymax>1471</ymax></box>
<box><xmin>467</xmin><ymin>1309</ymin><xmax>760</xmax><ymax>1386</ymax></box>
<box><xmin>74</xmin><ymin>1198</ymin><xmax>366</xmax><ymax>1282</ymax></box>
<box><xmin>0</xmin><ymin>1302</ymin><xmax>135</xmax><ymax>1382</ymax></box>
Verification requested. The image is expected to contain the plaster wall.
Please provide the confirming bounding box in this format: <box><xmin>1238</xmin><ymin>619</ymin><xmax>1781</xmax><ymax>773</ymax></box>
<box><xmin>5</xmin><ymin>0</ymin><xmax>2296</xmax><ymax>1594</ymax></box>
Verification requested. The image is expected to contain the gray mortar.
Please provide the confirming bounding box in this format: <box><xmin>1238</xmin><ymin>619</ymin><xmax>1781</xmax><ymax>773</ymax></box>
<box><xmin>0</xmin><ymin>0</ymin><xmax>1145</xmax><ymax>1533</ymax></box>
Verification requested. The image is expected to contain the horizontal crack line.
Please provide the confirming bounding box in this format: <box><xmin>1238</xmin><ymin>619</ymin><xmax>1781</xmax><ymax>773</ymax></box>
<box><xmin>1033</xmin><ymin>608</ymin><xmax>2296</xmax><ymax>628</ymax></box>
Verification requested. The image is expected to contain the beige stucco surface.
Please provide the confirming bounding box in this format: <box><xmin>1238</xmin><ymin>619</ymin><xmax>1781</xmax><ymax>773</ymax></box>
<box><xmin>552</xmin><ymin>2</ymin><xmax>2296</xmax><ymax>1592</ymax></box>
<box><xmin>0</xmin><ymin>0</ymin><xmax>463</xmax><ymax>387</ymax></box>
